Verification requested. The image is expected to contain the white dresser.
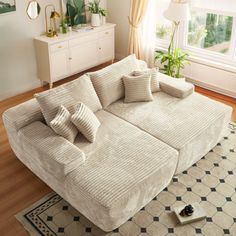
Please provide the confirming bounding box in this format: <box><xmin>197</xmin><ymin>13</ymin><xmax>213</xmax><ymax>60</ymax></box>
<box><xmin>34</xmin><ymin>23</ymin><xmax>115</xmax><ymax>88</ymax></box>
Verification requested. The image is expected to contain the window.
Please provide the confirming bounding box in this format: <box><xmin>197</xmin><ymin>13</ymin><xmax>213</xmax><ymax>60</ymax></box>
<box><xmin>187</xmin><ymin>11</ymin><xmax>233</xmax><ymax>55</ymax></box>
<box><xmin>156</xmin><ymin>0</ymin><xmax>236</xmax><ymax>66</ymax></box>
<box><xmin>155</xmin><ymin>0</ymin><xmax>172</xmax><ymax>47</ymax></box>
<box><xmin>156</xmin><ymin>23</ymin><xmax>172</xmax><ymax>41</ymax></box>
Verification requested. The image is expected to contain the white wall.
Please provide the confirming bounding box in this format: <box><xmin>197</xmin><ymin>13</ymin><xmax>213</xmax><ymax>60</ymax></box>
<box><xmin>0</xmin><ymin>0</ymin><xmax>61</xmax><ymax>101</ymax></box>
<box><xmin>184</xmin><ymin>60</ymin><xmax>236</xmax><ymax>98</ymax></box>
<box><xmin>107</xmin><ymin>0</ymin><xmax>130</xmax><ymax>59</ymax></box>
<box><xmin>0</xmin><ymin>0</ymin><xmax>106</xmax><ymax>101</ymax></box>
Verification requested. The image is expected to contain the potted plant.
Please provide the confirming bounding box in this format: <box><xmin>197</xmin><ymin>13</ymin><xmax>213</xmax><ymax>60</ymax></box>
<box><xmin>155</xmin><ymin>47</ymin><xmax>189</xmax><ymax>79</ymax></box>
<box><xmin>155</xmin><ymin>22</ymin><xmax>190</xmax><ymax>79</ymax></box>
<box><xmin>87</xmin><ymin>0</ymin><xmax>101</xmax><ymax>27</ymax></box>
<box><xmin>99</xmin><ymin>8</ymin><xmax>107</xmax><ymax>25</ymax></box>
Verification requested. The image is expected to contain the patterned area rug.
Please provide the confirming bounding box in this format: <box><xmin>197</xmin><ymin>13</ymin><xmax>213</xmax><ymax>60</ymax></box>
<box><xmin>16</xmin><ymin>124</ymin><xmax>236</xmax><ymax>236</ymax></box>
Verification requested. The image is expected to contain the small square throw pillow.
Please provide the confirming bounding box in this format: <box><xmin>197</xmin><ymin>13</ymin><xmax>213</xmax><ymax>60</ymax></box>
<box><xmin>50</xmin><ymin>105</ymin><xmax>78</xmax><ymax>143</ymax></box>
<box><xmin>123</xmin><ymin>74</ymin><xmax>153</xmax><ymax>103</ymax></box>
<box><xmin>71</xmin><ymin>103</ymin><xmax>101</xmax><ymax>143</ymax></box>
<box><xmin>132</xmin><ymin>68</ymin><xmax>160</xmax><ymax>92</ymax></box>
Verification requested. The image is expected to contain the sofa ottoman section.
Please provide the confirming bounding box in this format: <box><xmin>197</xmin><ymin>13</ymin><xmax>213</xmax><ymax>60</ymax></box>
<box><xmin>65</xmin><ymin>111</ymin><xmax>179</xmax><ymax>231</ymax></box>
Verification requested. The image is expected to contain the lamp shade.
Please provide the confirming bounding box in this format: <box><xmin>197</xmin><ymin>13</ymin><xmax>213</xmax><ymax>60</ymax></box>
<box><xmin>164</xmin><ymin>2</ymin><xmax>190</xmax><ymax>22</ymax></box>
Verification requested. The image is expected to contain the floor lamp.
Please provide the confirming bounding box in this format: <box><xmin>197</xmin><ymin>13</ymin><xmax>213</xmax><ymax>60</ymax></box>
<box><xmin>164</xmin><ymin>0</ymin><xmax>190</xmax><ymax>53</ymax></box>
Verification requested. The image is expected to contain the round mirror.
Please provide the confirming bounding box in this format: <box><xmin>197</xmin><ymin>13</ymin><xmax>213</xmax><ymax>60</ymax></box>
<box><xmin>27</xmin><ymin>1</ymin><xmax>41</xmax><ymax>20</ymax></box>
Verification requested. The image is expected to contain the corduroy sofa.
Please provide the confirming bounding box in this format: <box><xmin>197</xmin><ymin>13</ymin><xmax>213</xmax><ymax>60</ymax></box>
<box><xmin>3</xmin><ymin>55</ymin><xmax>232</xmax><ymax>232</ymax></box>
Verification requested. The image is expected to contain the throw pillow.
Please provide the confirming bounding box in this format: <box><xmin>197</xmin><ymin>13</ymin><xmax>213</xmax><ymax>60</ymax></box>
<box><xmin>132</xmin><ymin>68</ymin><xmax>160</xmax><ymax>92</ymax></box>
<box><xmin>71</xmin><ymin>103</ymin><xmax>101</xmax><ymax>143</ymax></box>
<box><xmin>123</xmin><ymin>74</ymin><xmax>153</xmax><ymax>103</ymax></box>
<box><xmin>35</xmin><ymin>74</ymin><xmax>102</xmax><ymax>126</ymax></box>
<box><xmin>89</xmin><ymin>54</ymin><xmax>140</xmax><ymax>108</ymax></box>
<box><xmin>50</xmin><ymin>105</ymin><xmax>78</xmax><ymax>143</ymax></box>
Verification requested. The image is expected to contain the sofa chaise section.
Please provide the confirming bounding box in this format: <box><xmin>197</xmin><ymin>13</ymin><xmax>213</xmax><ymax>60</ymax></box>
<box><xmin>65</xmin><ymin>110</ymin><xmax>178</xmax><ymax>231</ymax></box>
<box><xmin>3</xmin><ymin>96</ymin><xmax>178</xmax><ymax>232</ymax></box>
<box><xmin>106</xmin><ymin>91</ymin><xmax>232</xmax><ymax>174</ymax></box>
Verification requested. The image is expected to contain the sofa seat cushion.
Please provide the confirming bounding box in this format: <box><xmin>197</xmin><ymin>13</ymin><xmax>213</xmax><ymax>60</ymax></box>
<box><xmin>65</xmin><ymin>110</ymin><xmax>178</xmax><ymax>231</ymax></box>
<box><xmin>106</xmin><ymin>92</ymin><xmax>232</xmax><ymax>174</ymax></box>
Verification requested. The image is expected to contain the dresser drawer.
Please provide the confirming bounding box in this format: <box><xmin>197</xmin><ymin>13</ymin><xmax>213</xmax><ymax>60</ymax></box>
<box><xmin>98</xmin><ymin>28</ymin><xmax>114</xmax><ymax>39</ymax></box>
<box><xmin>69</xmin><ymin>33</ymin><xmax>97</xmax><ymax>47</ymax></box>
<box><xmin>50</xmin><ymin>41</ymin><xmax>68</xmax><ymax>52</ymax></box>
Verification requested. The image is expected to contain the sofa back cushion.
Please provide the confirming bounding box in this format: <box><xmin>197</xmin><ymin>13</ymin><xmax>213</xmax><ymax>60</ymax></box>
<box><xmin>89</xmin><ymin>54</ymin><xmax>140</xmax><ymax>107</ymax></box>
<box><xmin>35</xmin><ymin>75</ymin><xmax>102</xmax><ymax>126</ymax></box>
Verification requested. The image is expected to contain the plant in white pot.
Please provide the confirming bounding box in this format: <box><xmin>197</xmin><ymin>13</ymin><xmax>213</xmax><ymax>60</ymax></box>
<box><xmin>155</xmin><ymin>0</ymin><xmax>191</xmax><ymax>79</ymax></box>
<box><xmin>88</xmin><ymin>0</ymin><xmax>101</xmax><ymax>27</ymax></box>
<box><xmin>99</xmin><ymin>8</ymin><xmax>107</xmax><ymax>25</ymax></box>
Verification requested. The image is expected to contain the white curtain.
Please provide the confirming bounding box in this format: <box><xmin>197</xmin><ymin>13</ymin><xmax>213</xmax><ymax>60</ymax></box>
<box><xmin>141</xmin><ymin>0</ymin><xmax>158</xmax><ymax>67</ymax></box>
<box><xmin>128</xmin><ymin>0</ymin><xmax>148</xmax><ymax>59</ymax></box>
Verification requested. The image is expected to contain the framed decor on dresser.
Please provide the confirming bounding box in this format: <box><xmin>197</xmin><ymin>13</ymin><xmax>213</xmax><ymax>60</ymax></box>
<box><xmin>34</xmin><ymin>23</ymin><xmax>115</xmax><ymax>88</ymax></box>
<box><xmin>0</xmin><ymin>0</ymin><xmax>16</xmax><ymax>14</ymax></box>
<box><xmin>62</xmin><ymin>0</ymin><xmax>87</xmax><ymax>26</ymax></box>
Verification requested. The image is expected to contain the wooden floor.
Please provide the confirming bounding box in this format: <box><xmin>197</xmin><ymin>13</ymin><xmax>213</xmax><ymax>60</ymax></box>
<box><xmin>0</xmin><ymin>64</ymin><xmax>235</xmax><ymax>236</ymax></box>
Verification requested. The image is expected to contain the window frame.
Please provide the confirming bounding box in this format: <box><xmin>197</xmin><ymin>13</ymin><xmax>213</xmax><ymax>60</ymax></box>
<box><xmin>155</xmin><ymin>22</ymin><xmax>173</xmax><ymax>49</ymax></box>
<box><xmin>182</xmin><ymin>7</ymin><xmax>236</xmax><ymax>66</ymax></box>
<box><xmin>156</xmin><ymin>7</ymin><xmax>236</xmax><ymax>67</ymax></box>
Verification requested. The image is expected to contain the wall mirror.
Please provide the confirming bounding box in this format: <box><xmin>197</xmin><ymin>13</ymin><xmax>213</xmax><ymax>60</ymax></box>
<box><xmin>27</xmin><ymin>1</ymin><xmax>41</xmax><ymax>20</ymax></box>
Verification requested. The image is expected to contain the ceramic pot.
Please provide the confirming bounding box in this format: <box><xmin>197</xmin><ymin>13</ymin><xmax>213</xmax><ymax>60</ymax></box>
<box><xmin>101</xmin><ymin>16</ymin><xmax>106</xmax><ymax>25</ymax></box>
<box><xmin>91</xmin><ymin>14</ymin><xmax>101</xmax><ymax>27</ymax></box>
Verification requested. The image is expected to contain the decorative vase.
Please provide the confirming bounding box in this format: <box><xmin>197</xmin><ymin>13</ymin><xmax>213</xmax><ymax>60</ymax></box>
<box><xmin>91</xmin><ymin>14</ymin><xmax>101</xmax><ymax>27</ymax></box>
<box><xmin>101</xmin><ymin>15</ymin><xmax>106</xmax><ymax>25</ymax></box>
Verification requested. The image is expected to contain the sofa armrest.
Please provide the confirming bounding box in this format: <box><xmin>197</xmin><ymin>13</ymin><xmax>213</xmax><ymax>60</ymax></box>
<box><xmin>2</xmin><ymin>98</ymin><xmax>44</xmax><ymax>132</ymax></box>
<box><xmin>158</xmin><ymin>73</ymin><xmax>194</xmax><ymax>98</ymax></box>
<box><xmin>18</xmin><ymin>121</ymin><xmax>85</xmax><ymax>180</ymax></box>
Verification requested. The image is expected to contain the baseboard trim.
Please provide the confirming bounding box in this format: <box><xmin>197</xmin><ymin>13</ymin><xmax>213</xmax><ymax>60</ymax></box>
<box><xmin>0</xmin><ymin>80</ymin><xmax>41</xmax><ymax>101</ymax></box>
<box><xmin>115</xmin><ymin>53</ymin><xmax>126</xmax><ymax>60</ymax></box>
<box><xmin>187</xmin><ymin>78</ymin><xmax>236</xmax><ymax>99</ymax></box>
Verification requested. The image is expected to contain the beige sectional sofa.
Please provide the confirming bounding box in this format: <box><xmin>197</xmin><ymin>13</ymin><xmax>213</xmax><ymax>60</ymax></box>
<box><xmin>3</xmin><ymin>55</ymin><xmax>232</xmax><ymax>231</ymax></box>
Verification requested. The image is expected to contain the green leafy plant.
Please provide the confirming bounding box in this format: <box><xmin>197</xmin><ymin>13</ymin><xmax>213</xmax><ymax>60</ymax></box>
<box><xmin>66</xmin><ymin>0</ymin><xmax>86</xmax><ymax>26</ymax></box>
<box><xmin>155</xmin><ymin>23</ymin><xmax>190</xmax><ymax>78</ymax></box>
<box><xmin>155</xmin><ymin>48</ymin><xmax>189</xmax><ymax>78</ymax></box>
<box><xmin>99</xmin><ymin>8</ymin><xmax>107</xmax><ymax>17</ymax></box>
<box><xmin>156</xmin><ymin>24</ymin><xmax>172</xmax><ymax>40</ymax></box>
<box><xmin>87</xmin><ymin>0</ymin><xmax>101</xmax><ymax>14</ymax></box>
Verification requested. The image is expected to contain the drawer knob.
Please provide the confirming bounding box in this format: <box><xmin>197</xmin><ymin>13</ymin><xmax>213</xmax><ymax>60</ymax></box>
<box><xmin>69</xmin><ymin>57</ymin><xmax>72</xmax><ymax>60</ymax></box>
<box><xmin>105</xmin><ymin>32</ymin><xmax>109</xmax><ymax>34</ymax></box>
<box><xmin>58</xmin><ymin>45</ymin><xmax>62</xmax><ymax>48</ymax></box>
<box><xmin>99</xmin><ymin>47</ymin><xmax>101</xmax><ymax>50</ymax></box>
